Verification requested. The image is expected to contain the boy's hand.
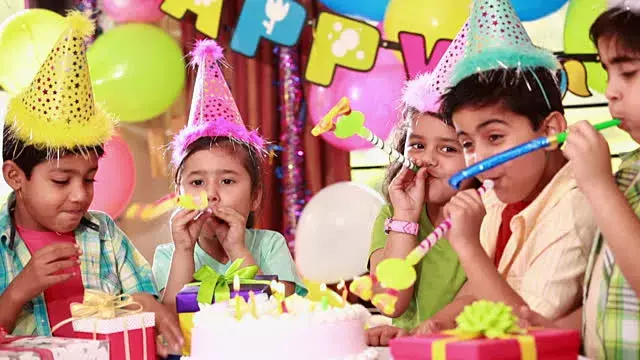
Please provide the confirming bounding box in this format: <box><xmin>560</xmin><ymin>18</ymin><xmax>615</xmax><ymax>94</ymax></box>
<box><xmin>562</xmin><ymin>121</ymin><xmax>614</xmax><ymax>192</ymax></box>
<box><xmin>513</xmin><ymin>305</ymin><xmax>557</xmax><ymax>329</ymax></box>
<box><xmin>388</xmin><ymin>162</ymin><xmax>429</xmax><ymax>223</ymax></box>
<box><xmin>366</xmin><ymin>325</ymin><xmax>407</xmax><ymax>346</ymax></box>
<box><xmin>443</xmin><ymin>189</ymin><xmax>486</xmax><ymax>258</ymax></box>
<box><xmin>11</xmin><ymin>243</ymin><xmax>80</xmax><ymax>302</ymax></box>
<box><xmin>131</xmin><ymin>293</ymin><xmax>184</xmax><ymax>357</ymax></box>
<box><xmin>170</xmin><ymin>209</ymin><xmax>208</xmax><ymax>252</ymax></box>
<box><xmin>412</xmin><ymin>319</ymin><xmax>457</xmax><ymax>335</ymax></box>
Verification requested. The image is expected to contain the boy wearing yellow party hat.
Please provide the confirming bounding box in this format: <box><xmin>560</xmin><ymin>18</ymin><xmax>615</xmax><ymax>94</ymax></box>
<box><xmin>0</xmin><ymin>11</ymin><xmax>183</xmax><ymax>355</ymax></box>
<box><xmin>433</xmin><ymin>0</ymin><xmax>597</xmax><ymax>326</ymax></box>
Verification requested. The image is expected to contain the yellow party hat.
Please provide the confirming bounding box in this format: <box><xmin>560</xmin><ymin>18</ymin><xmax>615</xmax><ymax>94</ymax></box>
<box><xmin>4</xmin><ymin>11</ymin><xmax>115</xmax><ymax>152</ymax></box>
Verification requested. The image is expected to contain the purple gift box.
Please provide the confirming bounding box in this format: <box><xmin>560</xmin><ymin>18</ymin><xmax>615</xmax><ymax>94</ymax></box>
<box><xmin>176</xmin><ymin>275</ymin><xmax>277</xmax><ymax>313</ymax></box>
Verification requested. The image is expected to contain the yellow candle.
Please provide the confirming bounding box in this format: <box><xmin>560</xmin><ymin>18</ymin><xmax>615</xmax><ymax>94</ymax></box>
<box><xmin>337</xmin><ymin>280</ymin><xmax>348</xmax><ymax>307</ymax></box>
<box><xmin>320</xmin><ymin>283</ymin><xmax>328</xmax><ymax>311</ymax></box>
<box><xmin>233</xmin><ymin>274</ymin><xmax>242</xmax><ymax>320</ymax></box>
<box><xmin>249</xmin><ymin>291</ymin><xmax>257</xmax><ymax>318</ymax></box>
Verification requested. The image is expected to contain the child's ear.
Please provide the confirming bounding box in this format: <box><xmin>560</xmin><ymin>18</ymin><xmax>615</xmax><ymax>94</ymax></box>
<box><xmin>250</xmin><ymin>187</ymin><xmax>263</xmax><ymax>212</ymax></box>
<box><xmin>541</xmin><ymin>111</ymin><xmax>567</xmax><ymax>150</ymax></box>
<box><xmin>2</xmin><ymin>161</ymin><xmax>26</xmax><ymax>191</ymax></box>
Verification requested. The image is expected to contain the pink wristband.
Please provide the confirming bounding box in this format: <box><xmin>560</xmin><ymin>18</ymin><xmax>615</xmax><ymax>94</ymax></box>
<box><xmin>384</xmin><ymin>218</ymin><xmax>419</xmax><ymax>236</ymax></box>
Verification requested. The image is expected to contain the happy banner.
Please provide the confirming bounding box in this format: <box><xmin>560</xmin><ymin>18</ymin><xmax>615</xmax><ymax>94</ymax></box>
<box><xmin>160</xmin><ymin>0</ymin><xmax>597</xmax><ymax>98</ymax></box>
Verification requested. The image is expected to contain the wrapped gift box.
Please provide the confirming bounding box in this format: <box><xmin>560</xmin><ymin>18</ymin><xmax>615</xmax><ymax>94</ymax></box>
<box><xmin>72</xmin><ymin>312</ymin><xmax>155</xmax><ymax>360</ymax></box>
<box><xmin>176</xmin><ymin>274</ymin><xmax>277</xmax><ymax>313</ymax></box>
<box><xmin>0</xmin><ymin>336</ymin><xmax>109</xmax><ymax>360</ymax></box>
<box><xmin>390</xmin><ymin>329</ymin><xmax>580</xmax><ymax>360</ymax></box>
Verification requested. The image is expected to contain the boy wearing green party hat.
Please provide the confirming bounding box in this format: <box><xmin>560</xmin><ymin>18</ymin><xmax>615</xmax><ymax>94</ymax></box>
<box><xmin>430</xmin><ymin>0</ymin><xmax>597</xmax><ymax>326</ymax></box>
<box><xmin>0</xmin><ymin>11</ymin><xmax>183</xmax><ymax>355</ymax></box>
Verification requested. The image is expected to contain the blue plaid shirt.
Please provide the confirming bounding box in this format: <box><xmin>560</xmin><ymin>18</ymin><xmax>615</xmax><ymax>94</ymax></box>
<box><xmin>0</xmin><ymin>193</ymin><xmax>158</xmax><ymax>336</ymax></box>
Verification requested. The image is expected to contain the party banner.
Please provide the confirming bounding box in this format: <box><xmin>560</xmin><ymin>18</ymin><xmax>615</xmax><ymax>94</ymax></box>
<box><xmin>160</xmin><ymin>0</ymin><xmax>596</xmax><ymax>95</ymax></box>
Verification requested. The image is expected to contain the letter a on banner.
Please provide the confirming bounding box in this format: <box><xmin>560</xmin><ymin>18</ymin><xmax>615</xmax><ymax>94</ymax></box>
<box><xmin>160</xmin><ymin>0</ymin><xmax>224</xmax><ymax>39</ymax></box>
<box><xmin>305</xmin><ymin>12</ymin><xmax>380</xmax><ymax>87</ymax></box>
<box><xmin>231</xmin><ymin>0</ymin><xmax>307</xmax><ymax>57</ymax></box>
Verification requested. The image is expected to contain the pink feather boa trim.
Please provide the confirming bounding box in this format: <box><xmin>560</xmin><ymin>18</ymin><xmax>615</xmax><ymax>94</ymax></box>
<box><xmin>171</xmin><ymin>118</ymin><xmax>266</xmax><ymax>166</ymax></box>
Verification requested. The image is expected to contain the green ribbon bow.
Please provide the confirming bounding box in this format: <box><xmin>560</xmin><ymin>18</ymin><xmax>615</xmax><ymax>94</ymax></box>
<box><xmin>452</xmin><ymin>300</ymin><xmax>523</xmax><ymax>338</ymax></box>
<box><xmin>190</xmin><ymin>258</ymin><xmax>268</xmax><ymax>304</ymax></box>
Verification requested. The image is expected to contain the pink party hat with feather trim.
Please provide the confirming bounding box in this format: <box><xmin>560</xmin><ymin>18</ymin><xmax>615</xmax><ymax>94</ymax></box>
<box><xmin>171</xmin><ymin>39</ymin><xmax>265</xmax><ymax>166</ymax></box>
<box><xmin>402</xmin><ymin>20</ymin><xmax>470</xmax><ymax>113</ymax></box>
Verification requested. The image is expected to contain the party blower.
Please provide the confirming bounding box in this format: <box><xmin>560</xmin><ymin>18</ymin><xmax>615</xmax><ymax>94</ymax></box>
<box><xmin>349</xmin><ymin>181</ymin><xmax>494</xmax><ymax>316</ymax></box>
<box><xmin>448</xmin><ymin>119</ymin><xmax>621</xmax><ymax>189</ymax></box>
<box><xmin>125</xmin><ymin>192</ymin><xmax>208</xmax><ymax>221</ymax></box>
<box><xmin>311</xmin><ymin>97</ymin><xmax>419</xmax><ymax>171</ymax></box>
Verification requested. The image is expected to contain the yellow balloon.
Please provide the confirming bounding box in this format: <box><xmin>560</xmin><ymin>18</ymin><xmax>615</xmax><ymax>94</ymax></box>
<box><xmin>0</xmin><ymin>9</ymin><xmax>66</xmax><ymax>93</ymax></box>
<box><xmin>303</xmin><ymin>279</ymin><xmax>344</xmax><ymax>307</ymax></box>
<box><xmin>383</xmin><ymin>0</ymin><xmax>472</xmax><ymax>61</ymax></box>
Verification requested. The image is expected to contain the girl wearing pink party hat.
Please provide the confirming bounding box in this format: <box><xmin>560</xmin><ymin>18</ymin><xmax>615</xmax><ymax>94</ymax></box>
<box><xmin>366</xmin><ymin>21</ymin><xmax>482</xmax><ymax>346</ymax></box>
<box><xmin>153</xmin><ymin>40</ymin><xmax>306</xmax><ymax>310</ymax></box>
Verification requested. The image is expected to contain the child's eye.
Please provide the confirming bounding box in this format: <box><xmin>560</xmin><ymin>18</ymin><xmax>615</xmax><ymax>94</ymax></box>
<box><xmin>52</xmin><ymin>179</ymin><xmax>69</xmax><ymax>185</ymax></box>
<box><xmin>488</xmin><ymin>134</ymin><xmax>503</xmax><ymax>143</ymax></box>
<box><xmin>190</xmin><ymin>179</ymin><xmax>204</xmax><ymax>186</ymax></box>
<box><xmin>408</xmin><ymin>143</ymin><xmax>424</xmax><ymax>150</ymax></box>
<box><xmin>84</xmin><ymin>178</ymin><xmax>96</xmax><ymax>184</ymax></box>
<box><xmin>440</xmin><ymin>145</ymin><xmax>458</xmax><ymax>153</ymax></box>
<box><xmin>622</xmin><ymin>70</ymin><xmax>637</xmax><ymax>79</ymax></box>
<box><xmin>221</xmin><ymin>179</ymin><xmax>235</xmax><ymax>185</ymax></box>
<box><xmin>461</xmin><ymin>140</ymin><xmax>473</xmax><ymax>149</ymax></box>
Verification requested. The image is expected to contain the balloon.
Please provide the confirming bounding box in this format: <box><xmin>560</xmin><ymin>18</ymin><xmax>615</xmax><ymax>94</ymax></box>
<box><xmin>87</xmin><ymin>24</ymin><xmax>186</xmax><ymax>123</ymax></box>
<box><xmin>383</xmin><ymin>0</ymin><xmax>471</xmax><ymax>62</ymax></box>
<box><xmin>564</xmin><ymin>0</ymin><xmax>608</xmax><ymax>94</ymax></box>
<box><xmin>512</xmin><ymin>0</ymin><xmax>568</xmax><ymax>21</ymax></box>
<box><xmin>320</xmin><ymin>0</ymin><xmax>389</xmax><ymax>22</ymax></box>
<box><xmin>0</xmin><ymin>0</ymin><xmax>25</xmax><ymax>27</ymax></box>
<box><xmin>103</xmin><ymin>0</ymin><xmax>165</xmax><ymax>24</ymax></box>
<box><xmin>0</xmin><ymin>91</ymin><xmax>12</xmax><ymax>197</ymax></box>
<box><xmin>90</xmin><ymin>135</ymin><xmax>136</xmax><ymax>218</ymax></box>
<box><xmin>308</xmin><ymin>49</ymin><xmax>405</xmax><ymax>151</ymax></box>
<box><xmin>295</xmin><ymin>182</ymin><xmax>385</xmax><ymax>283</ymax></box>
<box><xmin>0</xmin><ymin>9</ymin><xmax>65</xmax><ymax>93</ymax></box>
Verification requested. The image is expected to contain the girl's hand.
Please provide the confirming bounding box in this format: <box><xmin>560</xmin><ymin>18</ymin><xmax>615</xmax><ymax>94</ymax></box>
<box><xmin>210</xmin><ymin>206</ymin><xmax>248</xmax><ymax>255</ymax></box>
<box><xmin>366</xmin><ymin>325</ymin><xmax>408</xmax><ymax>347</ymax></box>
<box><xmin>388</xmin><ymin>161</ymin><xmax>429</xmax><ymax>222</ymax></box>
<box><xmin>443</xmin><ymin>189</ymin><xmax>486</xmax><ymax>259</ymax></box>
<box><xmin>170</xmin><ymin>209</ymin><xmax>208</xmax><ymax>252</ymax></box>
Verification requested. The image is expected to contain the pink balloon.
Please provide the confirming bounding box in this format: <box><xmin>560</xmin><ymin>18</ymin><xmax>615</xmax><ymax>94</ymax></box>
<box><xmin>308</xmin><ymin>49</ymin><xmax>406</xmax><ymax>151</ymax></box>
<box><xmin>103</xmin><ymin>0</ymin><xmax>165</xmax><ymax>24</ymax></box>
<box><xmin>90</xmin><ymin>135</ymin><xmax>136</xmax><ymax>219</ymax></box>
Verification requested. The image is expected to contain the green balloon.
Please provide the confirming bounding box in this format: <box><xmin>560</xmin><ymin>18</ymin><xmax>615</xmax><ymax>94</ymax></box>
<box><xmin>564</xmin><ymin>0</ymin><xmax>608</xmax><ymax>94</ymax></box>
<box><xmin>88</xmin><ymin>24</ymin><xmax>186</xmax><ymax>123</ymax></box>
<box><xmin>0</xmin><ymin>9</ymin><xmax>65</xmax><ymax>93</ymax></box>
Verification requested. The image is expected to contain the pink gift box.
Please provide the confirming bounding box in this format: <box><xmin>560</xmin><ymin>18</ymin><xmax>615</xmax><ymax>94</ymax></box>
<box><xmin>0</xmin><ymin>336</ymin><xmax>109</xmax><ymax>360</ymax></box>
<box><xmin>390</xmin><ymin>329</ymin><xmax>580</xmax><ymax>360</ymax></box>
<box><xmin>72</xmin><ymin>312</ymin><xmax>156</xmax><ymax>360</ymax></box>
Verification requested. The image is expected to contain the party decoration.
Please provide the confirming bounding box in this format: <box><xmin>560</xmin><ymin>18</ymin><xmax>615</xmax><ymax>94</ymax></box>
<box><xmin>449</xmin><ymin>119</ymin><xmax>621</xmax><ymax>189</ymax></box>
<box><xmin>90</xmin><ymin>136</ymin><xmax>136</xmax><ymax>219</ymax></box>
<box><xmin>170</xmin><ymin>39</ymin><xmax>265</xmax><ymax>167</ymax></box>
<box><xmin>563</xmin><ymin>59</ymin><xmax>592</xmax><ymax>97</ymax></box>
<box><xmin>231</xmin><ymin>0</ymin><xmax>307</xmax><ymax>57</ymax></box>
<box><xmin>125</xmin><ymin>192</ymin><xmax>208</xmax><ymax>221</ymax></box>
<box><xmin>0</xmin><ymin>0</ymin><xmax>25</xmax><ymax>26</ymax></box>
<box><xmin>313</xmin><ymin>97</ymin><xmax>417</xmax><ymax>170</ymax></box>
<box><xmin>383</xmin><ymin>0</ymin><xmax>471</xmax><ymax>63</ymax></box>
<box><xmin>160</xmin><ymin>0</ymin><xmax>224</xmax><ymax>39</ymax></box>
<box><xmin>0</xmin><ymin>9</ymin><xmax>66</xmax><ymax>93</ymax></box>
<box><xmin>398</xmin><ymin>34</ymin><xmax>451</xmax><ymax>80</ymax></box>
<box><xmin>295</xmin><ymin>182</ymin><xmax>385</xmax><ymax>284</ymax></box>
<box><xmin>511</xmin><ymin>0</ymin><xmax>568</xmax><ymax>21</ymax></box>
<box><xmin>402</xmin><ymin>20</ymin><xmax>469</xmax><ymax>113</ymax></box>
<box><xmin>450</xmin><ymin>0</ymin><xmax>560</xmax><ymax>86</ymax></box>
<box><xmin>76</xmin><ymin>0</ymin><xmax>100</xmax><ymax>43</ymax></box>
<box><xmin>319</xmin><ymin>0</ymin><xmax>389</xmax><ymax>21</ymax></box>
<box><xmin>278</xmin><ymin>47</ymin><xmax>306</xmax><ymax>251</ymax></box>
<box><xmin>103</xmin><ymin>0</ymin><xmax>165</xmax><ymax>24</ymax></box>
<box><xmin>302</xmin><ymin>279</ymin><xmax>345</xmax><ymax>307</ymax></box>
<box><xmin>564</xmin><ymin>0</ymin><xmax>608</xmax><ymax>94</ymax></box>
<box><xmin>453</xmin><ymin>300</ymin><xmax>522</xmax><ymax>338</ymax></box>
<box><xmin>87</xmin><ymin>23</ymin><xmax>185</xmax><ymax>123</ymax></box>
<box><xmin>305</xmin><ymin>12</ymin><xmax>381</xmax><ymax>86</ymax></box>
<box><xmin>308</xmin><ymin>48</ymin><xmax>405</xmax><ymax>150</ymax></box>
<box><xmin>4</xmin><ymin>11</ymin><xmax>115</xmax><ymax>153</ymax></box>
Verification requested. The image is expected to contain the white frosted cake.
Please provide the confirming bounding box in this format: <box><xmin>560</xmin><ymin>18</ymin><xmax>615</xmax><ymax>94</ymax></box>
<box><xmin>185</xmin><ymin>294</ymin><xmax>377</xmax><ymax>360</ymax></box>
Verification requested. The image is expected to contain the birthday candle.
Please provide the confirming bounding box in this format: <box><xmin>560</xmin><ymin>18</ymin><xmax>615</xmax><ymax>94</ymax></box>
<box><xmin>320</xmin><ymin>283</ymin><xmax>329</xmax><ymax>311</ymax></box>
<box><xmin>337</xmin><ymin>280</ymin><xmax>348</xmax><ymax>307</ymax></box>
<box><xmin>249</xmin><ymin>291</ymin><xmax>257</xmax><ymax>318</ymax></box>
<box><xmin>233</xmin><ymin>274</ymin><xmax>242</xmax><ymax>320</ymax></box>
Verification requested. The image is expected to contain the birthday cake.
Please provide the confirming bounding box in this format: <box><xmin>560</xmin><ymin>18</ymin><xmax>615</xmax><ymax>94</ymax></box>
<box><xmin>185</xmin><ymin>294</ymin><xmax>377</xmax><ymax>360</ymax></box>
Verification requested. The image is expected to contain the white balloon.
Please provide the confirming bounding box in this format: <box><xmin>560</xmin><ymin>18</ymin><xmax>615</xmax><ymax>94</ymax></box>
<box><xmin>0</xmin><ymin>91</ymin><xmax>13</xmax><ymax>197</ymax></box>
<box><xmin>295</xmin><ymin>181</ymin><xmax>385</xmax><ymax>283</ymax></box>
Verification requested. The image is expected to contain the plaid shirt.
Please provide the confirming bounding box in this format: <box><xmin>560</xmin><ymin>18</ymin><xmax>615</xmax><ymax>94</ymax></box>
<box><xmin>584</xmin><ymin>149</ymin><xmax>640</xmax><ymax>359</ymax></box>
<box><xmin>0</xmin><ymin>193</ymin><xmax>157</xmax><ymax>336</ymax></box>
